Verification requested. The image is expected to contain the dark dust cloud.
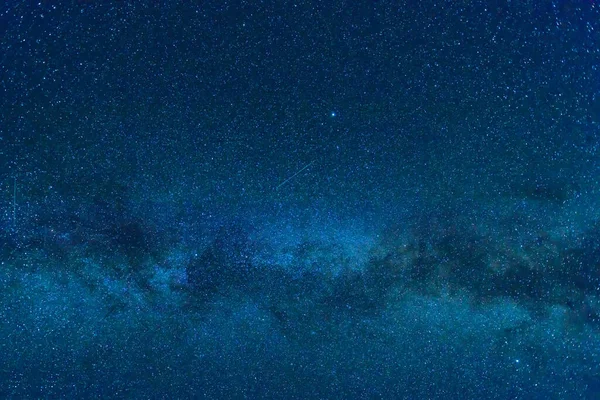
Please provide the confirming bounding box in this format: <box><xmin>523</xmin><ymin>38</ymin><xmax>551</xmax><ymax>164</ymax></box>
<box><xmin>1</xmin><ymin>1</ymin><xmax>600</xmax><ymax>399</ymax></box>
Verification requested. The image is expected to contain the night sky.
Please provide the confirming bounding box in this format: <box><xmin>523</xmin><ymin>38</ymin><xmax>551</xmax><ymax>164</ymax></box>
<box><xmin>1</xmin><ymin>1</ymin><xmax>600</xmax><ymax>399</ymax></box>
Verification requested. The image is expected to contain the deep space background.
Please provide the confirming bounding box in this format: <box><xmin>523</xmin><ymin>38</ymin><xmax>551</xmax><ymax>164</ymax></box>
<box><xmin>1</xmin><ymin>1</ymin><xmax>600</xmax><ymax>398</ymax></box>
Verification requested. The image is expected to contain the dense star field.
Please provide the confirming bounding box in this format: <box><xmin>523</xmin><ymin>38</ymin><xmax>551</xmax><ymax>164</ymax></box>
<box><xmin>1</xmin><ymin>1</ymin><xmax>600</xmax><ymax>398</ymax></box>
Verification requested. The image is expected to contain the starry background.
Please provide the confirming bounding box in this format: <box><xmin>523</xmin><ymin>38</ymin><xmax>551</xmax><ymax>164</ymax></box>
<box><xmin>1</xmin><ymin>1</ymin><xmax>600</xmax><ymax>398</ymax></box>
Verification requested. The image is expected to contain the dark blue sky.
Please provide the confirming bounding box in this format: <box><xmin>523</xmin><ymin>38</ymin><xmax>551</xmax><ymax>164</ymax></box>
<box><xmin>2</xmin><ymin>1</ymin><xmax>598</xmax><ymax>217</ymax></box>
<box><xmin>1</xmin><ymin>2</ymin><xmax>600</xmax><ymax>398</ymax></box>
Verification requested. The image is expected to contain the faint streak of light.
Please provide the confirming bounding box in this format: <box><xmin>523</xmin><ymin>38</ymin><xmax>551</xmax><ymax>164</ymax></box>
<box><xmin>275</xmin><ymin>160</ymin><xmax>316</xmax><ymax>191</ymax></box>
